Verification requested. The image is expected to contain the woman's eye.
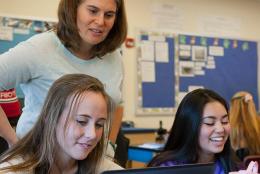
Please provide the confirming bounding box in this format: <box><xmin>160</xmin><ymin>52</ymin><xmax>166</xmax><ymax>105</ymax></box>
<box><xmin>76</xmin><ymin>120</ymin><xmax>87</xmax><ymax>126</ymax></box>
<box><xmin>204</xmin><ymin>122</ymin><xmax>214</xmax><ymax>126</ymax></box>
<box><xmin>221</xmin><ymin>120</ymin><xmax>229</xmax><ymax>125</ymax></box>
<box><xmin>105</xmin><ymin>12</ymin><xmax>115</xmax><ymax>19</ymax></box>
<box><xmin>95</xmin><ymin>123</ymin><xmax>105</xmax><ymax>129</ymax></box>
<box><xmin>221</xmin><ymin>117</ymin><xmax>229</xmax><ymax>125</ymax></box>
<box><xmin>88</xmin><ymin>8</ymin><xmax>98</xmax><ymax>14</ymax></box>
<box><xmin>202</xmin><ymin>118</ymin><xmax>215</xmax><ymax>126</ymax></box>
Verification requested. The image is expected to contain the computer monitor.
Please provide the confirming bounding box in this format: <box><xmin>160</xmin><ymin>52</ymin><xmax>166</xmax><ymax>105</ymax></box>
<box><xmin>101</xmin><ymin>163</ymin><xmax>215</xmax><ymax>174</ymax></box>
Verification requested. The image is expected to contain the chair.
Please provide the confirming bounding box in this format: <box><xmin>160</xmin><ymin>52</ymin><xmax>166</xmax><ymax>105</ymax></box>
<box><xmin>114</xmin><ymin>129</ymin><xmax>130</xmax><ymax>168</ymax></box>
<box><xmin>0</xmin><ymin>137</ymin><xmax>8</xmax><ymax>155</ymax></box>
<box><xmin>243</xmin><ymin>155</ymin><xmax>260</xmax><ymax>172</ymax></box>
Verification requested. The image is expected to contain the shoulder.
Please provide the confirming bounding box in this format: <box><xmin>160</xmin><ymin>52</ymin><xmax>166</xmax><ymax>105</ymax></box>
<box><xmin>5</xmin><ymin>31</ymin><xmax>60</xmax><ymax>57</ymax></box>
<box><xmin>3</xmin><ymin>31</ymin><xmax>59</xmax><ymax>58</ymax></box>
<box><xmin>98</xmin><ymin>157</ymin><xmax>123</xmax><ymax>173</ymax></box>
<box><xmin>26</xmin><ymin>31</ymin><xmax>60</xmax><ymax>50</ymax></box>
<box><xmin>102</xmin><ymin>49</ymin><xmax>123</xmax><ymax>63</ymax></box>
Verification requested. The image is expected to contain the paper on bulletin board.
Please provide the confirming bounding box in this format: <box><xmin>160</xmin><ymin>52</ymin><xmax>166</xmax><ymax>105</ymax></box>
<box><xmin>155</xmin><ymin>41</ymin><xmax>169</xmax><ymax>63</ymax></box>
<box><xmin>0</xmin><ymin>26</ymin><xmax>13</xmax><ymax>41</ymax></box>
<box><xmin>188</xmin><ymin>85</ymin><xmax>204</xmax><ymax>92</ymax></box>
<box><xmin>140</xmin><ymin>40</ymin><xmax>154</xmax><ymax>61</ymax></box>
<box><xmin>209</xmin><ymin>46</ymin><xmax>224</xmax><ymax>56</ymax></box>
<box><xmin>141</xmin><ymin>61</ymin><xmax>155</xmax><ymax>82</ymax></box>
<box><xmin>179</xmin><ymin>61</ymin><xmax>195</xmax><ymax>77</ymax></box>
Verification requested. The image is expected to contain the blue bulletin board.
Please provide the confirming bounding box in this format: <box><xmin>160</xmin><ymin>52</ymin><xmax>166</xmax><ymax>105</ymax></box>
<box><xmin>0</xmin><ymin>15</ymin><xmax>56</xmax><ymax>98</ymax></box>
<box><xmin>136</xmin><ymin>32</ymin><xmax>175</xmax><ymax>115</ymax></box>
<box><xmin>136</xmin><ymin>31</ymin><xmax>259</xmax><ymax>115</ymax></box>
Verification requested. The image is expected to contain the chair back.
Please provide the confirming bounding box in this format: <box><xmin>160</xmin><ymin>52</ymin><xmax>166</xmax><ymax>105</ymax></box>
<box><xmin>114</xmin><ymin>130</ymin><xmax>130</xmax><ymax>168</ymax></box>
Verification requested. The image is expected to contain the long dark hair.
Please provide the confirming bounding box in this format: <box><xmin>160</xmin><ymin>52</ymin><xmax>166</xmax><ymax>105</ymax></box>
<box><xmin>148</xmin><ymin>89</ymin><xmax>238</xmax><ymax>173</ymax></box>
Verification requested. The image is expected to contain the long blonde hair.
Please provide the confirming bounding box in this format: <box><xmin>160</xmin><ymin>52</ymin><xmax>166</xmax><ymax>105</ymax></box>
<box><xmin>0</xmin><ymin>74</ymin><xmax>114</xmax><ymax>174</ymax></box>
<box><xmin>229</xmin><ymin>91</ymin><xmax>260</xmax><ymax>155</ymax></box>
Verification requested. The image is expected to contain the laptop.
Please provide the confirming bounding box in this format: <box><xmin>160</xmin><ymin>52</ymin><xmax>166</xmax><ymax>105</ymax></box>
<box><xmin>101</xmin><ymin>163</ymin><xmax>215</xmax><ymax>174</ymax></box>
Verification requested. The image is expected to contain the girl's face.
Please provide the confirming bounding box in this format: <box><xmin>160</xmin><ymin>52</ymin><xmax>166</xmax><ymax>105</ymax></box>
<box><xmin>56</xmin><ymin>91</ymin><xmax>107</xmax><ymax>161</ymax></box>
<box><xmin>77</xmin><ymin>0</ymin><xmax>117</xmax><ymax>47</ymax></box>
<box><xmin>198</xmin><ymin>101</ymin><xmax>231</xmax><ymax>159</ymax></box>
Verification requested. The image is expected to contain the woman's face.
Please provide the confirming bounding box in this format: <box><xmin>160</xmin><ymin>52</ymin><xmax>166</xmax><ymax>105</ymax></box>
<box><xmin>198</xmin><ymin>101</ymin><xmax>231</xmax><ymax>158</ymax></box>
<box><xmin>56</xmin><ymin>91</ymin><xmax>107</xmax><ymax>161</ymax></box>
<box><xmin>77</xmin><ymin>0</ymin><xmax>117</xmax><ymax>47</ymax></box>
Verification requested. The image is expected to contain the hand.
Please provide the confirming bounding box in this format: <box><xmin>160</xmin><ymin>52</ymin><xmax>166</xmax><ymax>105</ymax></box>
<box><xmin>229</xmin><ymin>161</ymin><xmax>258</xmax><ymax>174</ymax></box>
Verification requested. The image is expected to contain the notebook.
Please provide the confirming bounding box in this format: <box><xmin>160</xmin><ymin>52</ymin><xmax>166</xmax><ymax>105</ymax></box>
<box><xmin>101</xmin><ymin>163</ymin><xmax>215</xmax><ymax>174</ymax></box>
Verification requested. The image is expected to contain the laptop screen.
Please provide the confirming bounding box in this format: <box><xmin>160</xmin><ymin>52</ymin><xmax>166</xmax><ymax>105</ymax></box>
<box><xmin>101</xmin><ymin>163</ymin><xmax>215</xmax><ymax>174</ymax></box>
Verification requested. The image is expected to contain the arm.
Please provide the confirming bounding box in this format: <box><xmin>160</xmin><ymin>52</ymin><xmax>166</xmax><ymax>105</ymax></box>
<box><xmin>0</xmin><ymin>106</ymin><xmax>18</xmax><ymax>146</ymax></box>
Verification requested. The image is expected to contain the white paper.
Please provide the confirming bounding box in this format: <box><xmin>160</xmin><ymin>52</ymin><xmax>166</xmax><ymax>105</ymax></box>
<box><xmin>195</xmin><ymin>62</ymin><xmax>206</xmax><ymax>67</ymax></box>
<box><xmin>209</xmin><ymin>46</ymin><xmax>224</xmax><ymax>56</ymax></box>
<box><xmin>149</xmin><ymin>35</ymin><xmax>165</xmax><ymax>42</ymax></box>
<box><xmin>198</xmin><ymin>15</ymin><xmax>241</xmax><ymax>37</ymax></box>
<box><xmin>155</xmin><ymin>41</ymin><xmax>169</xmax><ymax>62</ymax></box>
<box><xmin>194</xmin><ymin>70</ymin><xmax>205</xmax><ymax>75</ymax></box>
<box><xmin>179</xmin><ymin>50</ymin><xmax>191</xmax><ymax>58</ymax></box>
<box><xmin>0</xmin><ymin>26</ymin><xmax>13</xmax><ymax>41</ymax></box>
<box><xmin>207</xmin><ymin>56</ymin><xmax>214</xmax><ymax>61</ymax></box>
<box><xmin>192</xmin><ymin>46</ymin><xmax>207</xmax><ymax>61</ymax></box>
<box><xmin>140</xmin><ymin>40</ymin><xmax>154</xmax><ymax>61</ymax></box>
<box><xmin>188</xmin><ymin>86</ymin><xmax>204</xmax><ymax>92</ymax></box>
<box><xmin>194</xmin><ymin>65</ymin><xmax>202</xmax><ymax>71</ymax></box>
<box><xmin>14</xmin><ymin>28</ymin><xmax>30</xmax><ymax>35</ymax></box>
<box><xmin>206</xmin><ymin>64</ymin><xmax>216</xmax><ymax>69</ymax></box>
<box><xmin>151</xmin><ymin>2</ymin><xmax>183</xmax><ymax>31</ymax></box>
<box><xmin>179</xmin><ymin>61</ymin><xmax>194</xmax><ymax>77</ymax></box>
<box><xmin>141</xmin><ymin>61</ymin><xmax>155</xmax><ymax>82</ymax></box>
<box><xmin>179</xmin><ymin>44</ymin><xmax>191</xmax><ymax>50</ymax></box>
<box><xmin>207</xmin><ymin>60</ymin><xmax>215</xmax><ymax>65</ymax></box>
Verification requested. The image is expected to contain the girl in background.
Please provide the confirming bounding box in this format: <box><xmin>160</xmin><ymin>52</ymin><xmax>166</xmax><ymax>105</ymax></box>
<box><xmin>229</xmin><ymin>91</ymin><xmax>260</xmax><ymax>161</ymax></box>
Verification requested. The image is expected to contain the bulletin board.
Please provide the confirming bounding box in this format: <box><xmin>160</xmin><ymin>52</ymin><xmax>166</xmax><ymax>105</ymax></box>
<box><xmin>0</xmin><ymin>15</ymin><xmax>56</xmax><ymax>98</ymax></box>
<box><xmin>136</xmin><ymin>31</ymin><xmax>259</xmax><ymax>115</ymax></box>
<box><xmin>136</xmin><ymin>31</ymin><xmax>176</xmax><ymax>115</ymax></box>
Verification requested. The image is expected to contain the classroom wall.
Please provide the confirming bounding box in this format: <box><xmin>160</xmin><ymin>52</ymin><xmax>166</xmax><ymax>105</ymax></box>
<box><xmin>123</xmin><ymin>0</ymin><xmax>260</xmax><ymax>130</ymax></box>
<box><xmin>1</xmin><ymin>0</ymin><xmax>260</xmax><ymax>130</ymax></box>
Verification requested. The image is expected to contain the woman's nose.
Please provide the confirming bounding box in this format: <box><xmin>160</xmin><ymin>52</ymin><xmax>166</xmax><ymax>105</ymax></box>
<box><xmin>95</xmin><ymin>13</ymin><xmax>105</xmax><ymax>26</ymax></box>
<box><xmin>85</xmin><ymin>124</ymin><xmax>96</xmax><ymax>139</ymax></box>
<box><xmin>215</xmin><ymin>121</ymin><xmax>225</xmax><ymax>132</ymax></box>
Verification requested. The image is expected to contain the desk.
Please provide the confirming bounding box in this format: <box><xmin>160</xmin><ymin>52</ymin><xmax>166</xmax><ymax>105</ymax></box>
<box><xmin>121</xmin><ymin>127</ymin><xmax>158</xmax><ymax>168</ymax></box>
<box><xmin>122</xmin><ymin>127</ymin><xmax>157</xmax><ymax>145</ymax></box>
<box><xmin>127</xmin><ymin>143</ymin><xmax>164</xmax><ymax>168</ymax></box>
<box><xmin>129</xmin><ymin>143</ymin><xmax>164</xmax><ymax>162</ymax></box>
